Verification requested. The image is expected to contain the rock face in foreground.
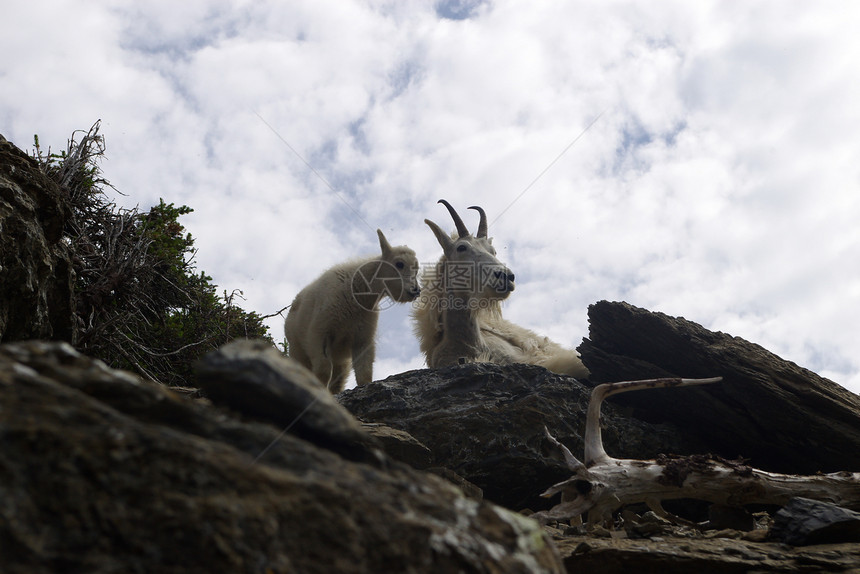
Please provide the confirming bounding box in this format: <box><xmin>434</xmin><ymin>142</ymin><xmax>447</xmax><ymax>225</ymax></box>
<box><xmin>552</xmin><ymin>532</ymin><xmax>860</xmax><ymax>574</ymax></box>
<box><xmin>0</xmin><ymin>135</ymin><xmax>74</xmax><ymax>342</ymax></box>
<box><xmin>338</xmin><ymin>363</ymin><xmax>708</xmax><ymax>512</ymax></box>
<box><xmin>579</xmin><ymin>300</ymin><xmax>860</xmax><ymax>474</ymax></box>
<box><xmin>197</xmin><ymin>339</ymin><xmax>383</xmax><ymax>464</ymax></box>
<box><xmin>3</xmin><ymin>306</ymin><xmax>860</xmax><ymax>573</ymax></box>
<box><xmin>0</xmin><ymin>340</ymin><xmax>563</xmax><ymax>574</ymax></box>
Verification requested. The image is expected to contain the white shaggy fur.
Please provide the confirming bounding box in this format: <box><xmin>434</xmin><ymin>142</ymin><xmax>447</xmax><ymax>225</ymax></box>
<box><xmin>412</xmin><ymin>200</ymin><xmax>590</xmax><ymax>379</ymax></box>
<box><xmin>285</xmin><ymin>229</ymin><xmax>420</xmax><ymax>393</ymax></box>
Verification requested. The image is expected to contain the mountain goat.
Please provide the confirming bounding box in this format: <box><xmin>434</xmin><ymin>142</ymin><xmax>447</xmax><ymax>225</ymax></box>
<box><xmin>285</xmin><ymin>229</ymin><xmax>420</xmax><ymax>393</ymax></box>
<box><xmin>412</xmin><ymin>200</ymin><xmax>590</xmax><ymax>379</ymax></box>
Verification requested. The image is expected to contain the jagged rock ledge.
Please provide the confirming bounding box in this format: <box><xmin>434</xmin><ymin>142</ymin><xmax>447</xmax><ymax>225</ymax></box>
<box><xmin>579</xmin><ymin>300</ymin><xmax>860</xmax><ymax>475</ymax></box>
<box><xmin>0</xmin><ymin>340</ymin><xmax>563</xmax><ymax>574</ymax></box>
<box><xmin>338</xmin><ymin>362</ymin><xmax>707</xmax><ymax>512</ymax></box>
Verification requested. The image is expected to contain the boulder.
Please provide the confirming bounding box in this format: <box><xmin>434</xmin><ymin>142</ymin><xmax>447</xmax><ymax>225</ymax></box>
<box><xmin>770</xmin><ymin>497</ymin><xmax>860</xmax><ymax>546</ymax></box>
<box><xmin>338</xmin><ymin>363</ymin><xmax>708</xmax><ymax>512</ymax></box>
<box><xmin>553</xmin><ymin>532</ymin><xmax>860</xmax><ymax>573</ymax></box>
<box><xmin>0</xmin><ymin>135</ymin><xmax>75</xmax><ymax>342</ymax></box>
<box><xmin>361</xmin><ymin>422</ymin><xmax>435</xmax><ymax>469</ymax></box>
<box><xmin>578</xmin><ymin>300</ymin><xmax>860</xmax><ymax>474</ymax></box>
<box><xmin>196</xmin><ymin>339</ymin><xmax>382</xmax><ymax>464</ymax></box>
<box><xmin>0</xmin><ymin>340</ymin><xmax>563</xmax><ymax>574</ymax></box>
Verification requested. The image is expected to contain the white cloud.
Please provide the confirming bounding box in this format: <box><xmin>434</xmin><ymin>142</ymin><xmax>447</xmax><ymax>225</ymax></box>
<box><xmin>2</xmin><ymin>0</ymin><xmax>858</xmax><ymax>393</ymax></box>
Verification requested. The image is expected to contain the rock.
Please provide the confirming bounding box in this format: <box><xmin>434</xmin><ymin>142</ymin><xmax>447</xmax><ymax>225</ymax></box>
<box><xmin>0</xmin><ymin>340</ymin><xmax>564</xmax><ymax>573</ymax></box>
<box><xmin>579</xmin><ymin>300</ymin><xmax>860</xmax><ymax>475</ymax></box>
<box><xmin>741</xmin><ymin>529</ymin><xmax>770</xmax><ymax>542</ymax></box>
<box><xmin>360</xmin><ymin>422</ymin><xmax>434</xmax><ymax>469</ymax></box>
<box><xmin>0</xmin><ymin>135</ymin><xmax>75</xmax><ymax>342</ymax></box>
<box><xmin>426</xmin><ymin>467</ymin><xmax>484</xmax><ymax>501</ymax></box>
<box><xmin>338</xmin><ymin>363</ymin><xmax>708</xmax><ymax>512</ymax></box>
<box><xmin>770</xmin><ymin>497</ymin><xmax>860</xmax><ymax>546</ymax></box>
<box><xmin>196</xmin><ymin>339</ymin><xmax>382</xmax><ymax>464</ymax></box>
<box><xmin>623</xmin><ymin>511</ymin><xmax>674</xmax><ymax>539</ymax></box>
<box><xmin>554</xmin><ymin>534</ymin><xmax>860</xmax><ymax>573</ymax></box>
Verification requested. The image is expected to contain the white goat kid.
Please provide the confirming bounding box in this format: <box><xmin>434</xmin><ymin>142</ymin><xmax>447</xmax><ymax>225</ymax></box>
<box><xmin>413</xmin><ymin>200</ymin><xmax>590</xmax><ymax>379</ymax></box>
<box><xmin>285</xmin><ymin>229</ymin><xmax>420</xmax><ymax>393</ymax></box>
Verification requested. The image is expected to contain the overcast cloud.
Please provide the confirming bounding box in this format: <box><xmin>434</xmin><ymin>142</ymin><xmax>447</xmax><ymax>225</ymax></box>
<box><xmin>2</xmin><ymin>1</ymin><xmax>858</xmax><ymax>392</ymax></box>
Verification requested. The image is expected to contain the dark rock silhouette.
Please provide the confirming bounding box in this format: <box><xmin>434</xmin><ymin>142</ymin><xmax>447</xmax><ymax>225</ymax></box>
<box><xmin>339</xmin><ymin>363</ymin><xmax>706</xmax><ymax>512</ymax></box>
<box><xmin>579</xmin><ymin>300</ymin><xmax>860</xmax><ymax>474</ymax></box>
<box><xmin>770</xmin><ymin>497</ymin><xmax>860</xmax><ymax>546</ymax></box>
<box><xmin>0</xmin><ymin>340</ymin><xmax>563</xmax><ymax>573</ymax></box>
<box><xmin>0</xmin><ymin>135</ymin><xmax>74</xmax><ymax>342</ymax></box>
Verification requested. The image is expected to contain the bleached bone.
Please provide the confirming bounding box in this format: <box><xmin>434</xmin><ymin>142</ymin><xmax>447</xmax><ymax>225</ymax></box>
<box><xmin>583</xmin><ymin>377</ymin><xmax>723</xmax><ymax>466</ymax></box>
<box><xmin>536</xmin><ymin>377</ymin><xmax>860</xmax><ymax>527</ymax></box>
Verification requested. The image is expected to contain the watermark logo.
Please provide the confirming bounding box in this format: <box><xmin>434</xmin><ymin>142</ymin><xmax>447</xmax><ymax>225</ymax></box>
<box><xmin>421</xmin><ymin>262</ymin><xmax>513</xmax><ymax>295</ymax></box>
<box><xmin>351</xmin><ymin>261</ymin><xmax>512</xmax><ymax>312</ymax></box>
<box><xmin>412</xmin><ymin>293</ymin><xmax>499</xmax><ymax>311</ymax></box>
<box><xmin>351</xmin><ymin>260</ymin><xmax>414</xmax><ymax>312</ymax></box>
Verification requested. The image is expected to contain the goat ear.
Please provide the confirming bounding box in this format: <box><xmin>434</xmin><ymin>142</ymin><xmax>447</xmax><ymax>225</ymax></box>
<box><xmin>425</xmin><ymin>219</ymin><xmax>454</xmax><ymax>253</ymax></box>
<box><xmin>377</xmin><ymin>229</ymin><xmax>393</xmax><ymax>257</ymax></box>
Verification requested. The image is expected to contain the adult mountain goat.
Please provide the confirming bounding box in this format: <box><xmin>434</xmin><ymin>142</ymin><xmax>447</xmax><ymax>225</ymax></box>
<box><xmin>285</xmin><ymin>229</ymin><xmax>420</xmax><ymax>393</ymax></box>
<box><xmin>412</xmin><ymin>200</ymin><xmax>590</xmax><ymax>378</ymax></box>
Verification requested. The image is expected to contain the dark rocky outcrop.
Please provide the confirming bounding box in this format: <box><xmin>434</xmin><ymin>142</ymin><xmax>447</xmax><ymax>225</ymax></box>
<box><xmin>3</xmin><ymin>319</ymin><xmax>860</xmax><ymax>572</ymax></box>
<box><xmin>552</xmin><ymin>532</ymin><xmax>860</xmax><ymax>573</ymax></box>
<box><xmin>0</xmin><ymin>134</ymin><xmax>74</xmax><ymax>342</ymax></box>
<box><xmin>579</xmin><ymin>300</ymin><xmax>860</xmax><ymax>474</ymax></box>
<box><xmin>197</xmin><ymin>339</ymin><xmax>383</xmax><ymax>464</ymax></box>
<box><xmin>338</xmin><ymin>363</ymin><xmax>709</xmax><ymax>512</ymax></box>
<box><xmin>770</xmin><ymin>497</ymin><xmax>860</xmax><ymax>546</ymax></box>
<box><xmin>0</xmin><ymin>340</ymin><xmax>563</xmax><ymax>574</ymax></box>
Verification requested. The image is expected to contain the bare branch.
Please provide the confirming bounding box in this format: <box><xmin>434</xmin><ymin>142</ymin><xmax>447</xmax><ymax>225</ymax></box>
<box><xmin>259</xmin><ymin>305</ymin><xmax>291</xmax><ymax>321</ymax></box>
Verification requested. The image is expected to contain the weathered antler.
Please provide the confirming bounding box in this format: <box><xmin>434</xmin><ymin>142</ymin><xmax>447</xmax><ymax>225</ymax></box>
<box><xmin>468</xmin><ymin>205</ymin><xmax>488</xmax><ymax>238</ymax></box>
<box><xmin>535</xmin><ymin>376</ymin><xmax>860</xmax><ymax>528</ymax></box>
<box><xmin>584</xmin><ymin>378</ymin><xmax>723</xmax><ymax>466</ymax></box>
<box><xmin>437</xmin><ymin>199</ymin><xmax>470</xmax><ymax>238</ymax></box>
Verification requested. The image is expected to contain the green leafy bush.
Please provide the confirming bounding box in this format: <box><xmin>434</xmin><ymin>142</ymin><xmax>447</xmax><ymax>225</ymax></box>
<box><xmin>33</xmin><ymin>121</ymin><xmax>274</xmax><ymax>386</ymax></box>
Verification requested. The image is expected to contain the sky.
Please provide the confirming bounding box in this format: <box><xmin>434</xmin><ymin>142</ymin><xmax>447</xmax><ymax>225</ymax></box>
<box><xmin>2</xmin><ymin>1</ymin><xmax>859</xmax><ymax>393</ymax></box>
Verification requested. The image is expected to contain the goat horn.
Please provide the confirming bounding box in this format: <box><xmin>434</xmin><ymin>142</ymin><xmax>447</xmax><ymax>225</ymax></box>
<box><xmin>468</xmin><ymin>206</ymin><xmax>487</xmax><ymax>238</ymax></box>
<box><xmin>437</xmin><ymin>199</ymin><xmax>469</xmax><ymax>238</ymax></box>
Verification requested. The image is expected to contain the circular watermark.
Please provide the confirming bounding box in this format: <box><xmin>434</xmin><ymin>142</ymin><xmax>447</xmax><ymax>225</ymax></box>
<box><xmin>351</xmin><ymin>260</ymin><xmax>411</xmax><ymax>311</ymax></box>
